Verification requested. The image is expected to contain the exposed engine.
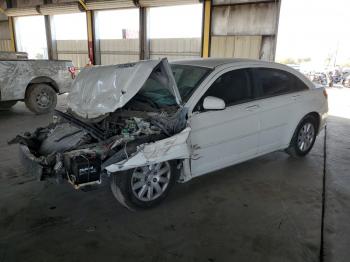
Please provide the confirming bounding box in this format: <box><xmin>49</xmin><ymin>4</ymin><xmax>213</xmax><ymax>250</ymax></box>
<box><xmin>10</xmin><ymin>107</ymin><xmax>187</xmax><ymax>189</ymax></box>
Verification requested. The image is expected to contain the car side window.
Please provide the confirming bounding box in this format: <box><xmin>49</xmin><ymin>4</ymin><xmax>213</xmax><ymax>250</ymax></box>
<box><xmin>195</xmin><ymin>68</ymin><xmax>253</xmax><ymax>111</ymax></box>
<box><xmin>293</xmin><ymin>75</ymin><xmax>309</xmax><ymax>91</ymax></box>
<box><xmin>254</xmin><ymin>68</ymin><xmax>308</xmax><ymax>98</ymax></box>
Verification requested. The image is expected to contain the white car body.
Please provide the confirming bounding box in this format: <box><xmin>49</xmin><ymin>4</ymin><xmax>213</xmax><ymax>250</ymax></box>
<box><xmin>105</xmin><ymin>59</ymin><xmax>328</xmax><ymax>182</ymax></box>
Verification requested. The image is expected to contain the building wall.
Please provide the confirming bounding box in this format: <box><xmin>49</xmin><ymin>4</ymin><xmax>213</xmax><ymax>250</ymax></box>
<box><xmin>211</xmin><ymin>35</ymin><xmax>262</xmax><ymax>59</ymax></box>
<box><xmin>149</xmin><ymin>38</ymin><xmax>201</xmax><ymax>60</ymax></box>
<box><xmin>99</xmin><ymin>39</ymin><xmax>139</xmax><ymax>65</ymax></box>
<box><xmin>57</xmin><ymin>40</ymin><xmax>89</xmax><ymax>68</ymax></box>
<box><xmin>4</xmin><ymin>0</ymin><xmax>280</xmax><ymax>63</ymax></box>
<box><xmin>98</xmin><ymin>38</ymin><xmax>201</xmax><ymax>65</ymax></box>
<box><xmin>210</xmin><ymin>1</ymin><xmax>280</xmax><ymax>61</ymax></box>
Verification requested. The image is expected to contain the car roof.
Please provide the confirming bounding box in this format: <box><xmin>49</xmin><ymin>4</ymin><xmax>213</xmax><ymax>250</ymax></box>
<box><xmin>171</xmin><ymin>58</ymin><xmax>278</xmax><ymax>69</ymax></box>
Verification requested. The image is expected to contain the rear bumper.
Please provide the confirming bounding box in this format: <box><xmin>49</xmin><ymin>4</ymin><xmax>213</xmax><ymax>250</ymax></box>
<box><xmin>319</xmin><ymin>111</ymin><xmax>328</xmax><ymax>132</ymax></box>
<box><xmin>19</xmin><ymin>145</ymin><xmax>44</xmax><ymax>180</ymax></box>
<box><xmin>318</xmin><ymin>99</ymin><xmax>328</xmax><ymax>133</ymax></box>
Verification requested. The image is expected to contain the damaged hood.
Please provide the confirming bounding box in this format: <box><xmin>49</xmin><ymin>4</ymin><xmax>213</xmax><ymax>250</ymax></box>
<box><xmin>67</xmin><ymin>58</ymin><xmax>181</xmax><ymax>119</ymax></box>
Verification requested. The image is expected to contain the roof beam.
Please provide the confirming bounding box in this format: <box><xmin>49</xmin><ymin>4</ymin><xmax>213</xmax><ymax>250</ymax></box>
<box><xmin>78</xmin><ymin>0</ymin><xmax>88</xmax><ymax>11</ymax></box>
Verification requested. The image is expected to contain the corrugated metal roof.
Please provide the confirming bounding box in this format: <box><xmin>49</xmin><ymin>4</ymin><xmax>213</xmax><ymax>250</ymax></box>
<box><xmin>86</xmin><ymin>0</ymin><xmax>135</xmax><ymax>10</ymax></box>
<box><xmin>138</xmin><ymin>0</ymin><xmax>199</xmax><ymax>7</ymax></box>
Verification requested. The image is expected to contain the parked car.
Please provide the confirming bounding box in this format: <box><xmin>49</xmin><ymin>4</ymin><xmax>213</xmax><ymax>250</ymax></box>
<box><xmin>344</xmin><ymin>74</ymin><xmax>350</xmax><ymax>88</ymax></box>
<box><xmin>311</xmin><ymin>72</ymin><xmax>328</xmax><ymax>86</ymax></box>
<box><xmin>10</xmin><ymin>58</ymin><xmax>328</xmax><ymax>209</ymax></box>
<box><xmin>0</xmin><ymin>51</ymin><xmax>75</xmax><ymax>113</ymax></box>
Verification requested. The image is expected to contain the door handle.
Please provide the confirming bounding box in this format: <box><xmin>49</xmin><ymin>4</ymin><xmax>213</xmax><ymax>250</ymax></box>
<box><xmin>292</xmin><ymin>94</ymin><xmax>301</xmax><ymax>100</ymax></box>
<box><xmin>245</xmin><ymin>105</ymin><xmax>259</xmax><ymax>111</ymax></box>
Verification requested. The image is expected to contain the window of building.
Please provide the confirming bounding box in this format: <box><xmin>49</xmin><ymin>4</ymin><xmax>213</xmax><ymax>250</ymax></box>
<box><xmin>51</xmin><ymin>13</ymin><xmax>88</xmax><ymax>68</ymax></box>
<box><xmin>148</xmin><ymin>4</ymin><xmax>202</xmax><ymax>60</ymax></box>
<box><xmin>95</xmin><ymin>9</ymin><xmax>139</xmax><ymax>40</ymax></box>
<box><xmin>94</xmin><ymin>9</ymin><xmax>139</xmax><ymax>65</ymax></box>
<box><xmin>51</xmin><ymin>13</ymin><xmax>87</xmax><ymax>40</ymax></box>
<box><xmin>149</xmin><ymin>4</ymin><xmax>202</xmax><ymax>39</ymax></box>
<box><xmin>14</xmin><ymin>16</ymin><xmax>48</xmax><ymax>59</ymax></box>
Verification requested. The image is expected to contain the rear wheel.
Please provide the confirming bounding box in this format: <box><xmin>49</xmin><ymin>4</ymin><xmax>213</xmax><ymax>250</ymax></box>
<box><xmin>110</xmin><ymin>161</ymin><xmax>178</xmax><ymax>209</ymax></box>
<box><xmin>286</xmin><ymin>115</ymin><xmax>318</xmax><ymax>157</ymax></box>
<box><xmin>25</xmin><ymin>84</ymin><xmax>57</xmax><ymax>114</ymax></box>
<box><xmin>0</xmin><ymin>101</ymin><xmax>17</xmax><ymax>110</ymax></box>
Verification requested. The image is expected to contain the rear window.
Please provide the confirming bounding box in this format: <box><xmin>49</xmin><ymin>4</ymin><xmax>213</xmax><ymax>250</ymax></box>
<box><xmin>254</xmin><ymin>68</ymin><xmax>308</xmax><ymax>97</ymax></box>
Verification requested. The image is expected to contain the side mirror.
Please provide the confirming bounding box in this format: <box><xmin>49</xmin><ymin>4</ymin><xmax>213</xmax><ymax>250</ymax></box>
<box><xmin>203</xmin><ymin>96</ymin><xmax>226</xmax><ymax>110</ymax></box>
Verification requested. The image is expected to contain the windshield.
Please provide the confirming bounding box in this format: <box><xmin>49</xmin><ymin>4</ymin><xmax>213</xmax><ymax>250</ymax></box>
<box><xmin>136</xmin><ymin>67</ymin><xmax>178</xmax><ymax>108</ymax></box>
<box><xmin>135</xmin><ymin>64</ymin><xmax>211</xmax><ymax>108</ymax></box>
<box><xmin>171</xmin><ymin>64</ymin><xmax>211</xmax><ymax>102</ymax></box>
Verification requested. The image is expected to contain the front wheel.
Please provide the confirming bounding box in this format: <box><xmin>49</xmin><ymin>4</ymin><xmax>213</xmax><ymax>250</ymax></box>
<box><xmin>110</xmin><ymin>161</ymin><xmax>178</xmax><ymax>209</ymax></box>
<box><xmin>286</xmin><ymin>115</ymin><xmax>318</xmax><ymax>157</ymax></box>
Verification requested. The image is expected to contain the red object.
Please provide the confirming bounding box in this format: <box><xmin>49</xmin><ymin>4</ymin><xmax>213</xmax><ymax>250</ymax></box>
<box><xmin>68</xmin><ymin>66</ymin><xmax>76</xmax><ymax>79</ymax></box>
<box><xmin>323</xmin><ymin>89</ymin><xmax>328</xmax><ymax>99</ymax></box>
<box><xmin>88</xmin><ymin>41</ymin><xmax>94</xmax><ymax>65</ymax></box>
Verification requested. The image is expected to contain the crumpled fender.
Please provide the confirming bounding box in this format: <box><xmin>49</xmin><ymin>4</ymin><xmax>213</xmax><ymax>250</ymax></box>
<box><xmin>105</xmin><ymin>127</ymin><xmax>191</xmax><ymax>173</ymax></box>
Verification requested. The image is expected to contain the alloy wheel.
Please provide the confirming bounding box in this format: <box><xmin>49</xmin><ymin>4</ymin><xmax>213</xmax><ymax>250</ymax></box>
<box><xmin>130</xmin><ymin>162</ymin><xmax>171</xmax><ymax>202</ymax></box>
<box><xmin>297</xmin><ymin>122</ymin><xmax>315</xmax><ymax>152</ymax></box>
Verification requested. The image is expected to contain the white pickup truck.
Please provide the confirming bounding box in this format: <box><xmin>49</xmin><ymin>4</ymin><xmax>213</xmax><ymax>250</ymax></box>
<box><xmin>0</xmin><ymin>51</ymin><xmax>75</xmax><ymax>114</ymax></box>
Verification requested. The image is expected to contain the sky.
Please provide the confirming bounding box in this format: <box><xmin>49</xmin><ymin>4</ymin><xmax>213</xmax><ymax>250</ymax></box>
<box><xmin>149</xmin><ymin>4</ymin><xmax>202</xmax><ymax>38</ymax></box>
<box><xmin>53</xmin><ymin>13</ymin><xmax>87</xmax><ymax>40</ymax></box>
<box><xmin>276</xmin><ymin>0</ymin><xmax>350</xmax><ymax>66</ymax></box>
<box><xmin>95</xmin><ymin>9</ymin><xmax>139</xmax><ymax>39</ymax></box>
<box><xmin>95</xmin><ymin>4</ymin><xmax>202</xmax><ymax>39</ymax></box>
<box><xmin>14</xmin><ymin>16</ymin><xmax>48</xmax><ymax>59</ymax></box>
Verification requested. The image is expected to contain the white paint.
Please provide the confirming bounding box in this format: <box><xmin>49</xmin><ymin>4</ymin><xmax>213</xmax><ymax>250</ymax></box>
<box><xmin>102</xmin><ymin>59</ymin><xmax>328</xmax><ymax>182</ymax></box>
<box><xmin>105</xmin><ymin>127</ymin><xmax>191</xmax><ymax>173</ymax></box>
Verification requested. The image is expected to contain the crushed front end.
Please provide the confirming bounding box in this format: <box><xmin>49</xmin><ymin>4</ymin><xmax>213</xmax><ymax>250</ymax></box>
<box><xmin>9</xmin><ymin>58</ymin><xmax>190</xmax><ymax>190</ymax></box>
<box><xmin>10</xmin><ymin>106</ymin><xmax>187</xmax><ymax>189</ymax></box>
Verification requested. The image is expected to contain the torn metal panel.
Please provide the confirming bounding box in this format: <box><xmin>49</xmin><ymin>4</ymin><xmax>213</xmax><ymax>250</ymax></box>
<box><xmin>67</xmin><ymin>58</ymin><xmax>181</xmax><ymax>120</ymax></box>
<box><xmin>105</xmin><ymin>127</ymin><xmax>191</xmax><ymax>173</ymax></box>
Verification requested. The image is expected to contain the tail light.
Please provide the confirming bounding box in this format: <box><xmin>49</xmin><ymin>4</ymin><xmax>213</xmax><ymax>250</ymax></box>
<box><xmin>323</xmin><ymin>89</ymin><xmax>328</xmax><ymax>99</ymax></box>
<box><xmin>68</xmin><ymin>66</ymin><xmax>76</xmax><ymax>79</ymax></box>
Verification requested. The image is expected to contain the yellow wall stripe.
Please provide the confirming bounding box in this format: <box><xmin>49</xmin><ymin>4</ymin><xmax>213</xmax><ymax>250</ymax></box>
<box><xmin>9</xmin><ymin>17</ymin><xmax>16</xmax><ymax>52</ymax></box>
<box><xmin>202</xmin><ymin>0</ymin><xmax>211</xmax><ymax>58</ymax></box>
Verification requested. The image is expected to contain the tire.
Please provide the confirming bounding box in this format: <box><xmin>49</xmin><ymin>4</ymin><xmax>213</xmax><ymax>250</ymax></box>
<box><xmin>286</xmin><ymin>115</ymin><xmax>318</xmax><ymax>157</ymax></box>
<box><xmin>110</xmin><ymin>161</ymin><xmax>178</xmax><ymax>209</ymax></box>
<box><xmin>0</xmin><ymin>101</ymin><xmax>17</xmax><ymax>110</ymax></box>
<box><xmin>25</xmin><ymin>84</ymin><xmax>57</xmax><ymax>114</ymax></box>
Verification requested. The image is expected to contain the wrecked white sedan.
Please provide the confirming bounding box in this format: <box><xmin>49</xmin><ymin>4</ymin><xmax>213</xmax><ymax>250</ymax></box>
<box><xmin>10</xmin><ymin>58</ymin><xmax>328</xmax><ymax>209</ymax></box>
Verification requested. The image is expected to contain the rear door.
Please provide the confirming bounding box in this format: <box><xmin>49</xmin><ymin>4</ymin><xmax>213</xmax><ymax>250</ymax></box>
<box><xmin>252</xmin><ymin>67</ymin><xmax>309</xmax><ymax>154</ymax></box>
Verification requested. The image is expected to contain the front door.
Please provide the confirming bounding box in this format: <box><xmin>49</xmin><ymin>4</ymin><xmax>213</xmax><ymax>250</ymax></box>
<box><xmin>189</xmin><ymin>68</ymin><xmax>260</xmax><ymax>177</ymax></box>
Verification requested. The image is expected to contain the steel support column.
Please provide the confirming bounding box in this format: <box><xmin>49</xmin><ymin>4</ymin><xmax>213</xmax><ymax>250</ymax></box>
<box><xmin>44</xmin><ymin>15</ymin><xmax>57</xmax><ymax>60</ymax></box>
<box><xmin>86</xmin><ymin>10</ymin><xmax>95</xmax><ymax>64</ymax></box>
<box><xmin>8</xmin><ymin>17</ymin><xmax>16</xmax><ymax>52</ymax></box>
<box><xmin>5</xmin><ymin>0</ymin><xmax>16</xmax><ymax>52</ymax></box>
<box><xmin>201</xmin><ymin>0</ymin><xmax>212</xmax><ymax>58</ymax></box>
<box><xmin>139</xmin><ymin>7</ymin><xmax>149</xmax><ymax>60</ymax></box>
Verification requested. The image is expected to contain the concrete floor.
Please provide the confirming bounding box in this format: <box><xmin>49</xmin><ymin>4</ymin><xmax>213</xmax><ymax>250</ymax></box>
<box><xmin>0</xmin><ymin>88</ymin><xmax>349</xmax><ymax>262</ymax></box>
